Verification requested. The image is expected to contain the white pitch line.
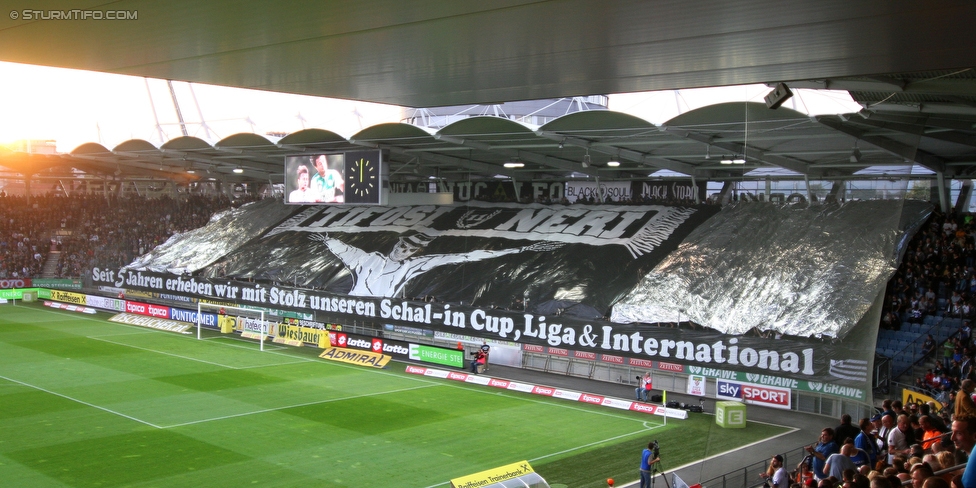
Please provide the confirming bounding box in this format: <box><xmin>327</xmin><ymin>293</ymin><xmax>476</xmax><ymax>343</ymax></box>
<box><xmin>162</xmin><ymin>383</ymin><xmax>439</xmax><ymax>429</ymax></box>
<box><xmin>530</xmin><ymin>424</ymin><xmax>663</xmax><ymax>462</ymax></box>
<box><xmin>420</xmin><ymin>425</ymin><xmax>663</xmax><ymax>488</ymax></box>
<box><xmin>88</xmin><ymin>336</ymin><xmax>245</xmax><ymax>370</ymax></box>
<box><xmin>203</xmin><ymin>336</ymin><xmax>313</xmax><ymax>356</ymax></box>
<box><xmin>236</xmin><ymin>360</ymin><xmax>312</xmax><ymax>370</ymax></box>
<box><xmin>0</xmin><ymin>374</ymin><xmax>162</xmax><ymax>429</ymax></box>
<box><xmin>88</xmin><ymin>336</ymin><xmax>309</xmax><ymax>370</ymax></box>
<box><xmin>614</xmin><ymin>425</ymin><xmax>801</xmax><ymax>488</ymax></box>
<box><xmin>32</xmin><ymin>308</ymin><xmax>664</xmax><ymax>424</ymax></box>
<box><xmin>86</xmin><ymin>331</ymin><xmax>155</xmax><ymax>338</ymax></box>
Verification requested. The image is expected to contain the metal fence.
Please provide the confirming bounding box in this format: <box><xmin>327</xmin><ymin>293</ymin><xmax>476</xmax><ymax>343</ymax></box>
<box><xmin>699</xmin><ymin>448</ymin><xmax>807</xmax><ymax>488</ymax></box>
<box><xmin>519</xmin><ymin>352</ymin><xmax>875</xmax><ymax>420</ymax></box>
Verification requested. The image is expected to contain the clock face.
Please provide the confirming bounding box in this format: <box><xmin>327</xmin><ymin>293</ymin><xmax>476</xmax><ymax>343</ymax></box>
<box><xmin>345</xmin><ymin>155</ymin><xmax>379</xmax><ymax>203</ymax></box>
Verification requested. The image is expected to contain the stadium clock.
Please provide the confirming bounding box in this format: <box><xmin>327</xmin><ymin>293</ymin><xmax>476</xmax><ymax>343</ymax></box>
<box><xmin>344</xmin><ymin>152</ymin><xmax>380</xmax><ymax>204</ymax></box>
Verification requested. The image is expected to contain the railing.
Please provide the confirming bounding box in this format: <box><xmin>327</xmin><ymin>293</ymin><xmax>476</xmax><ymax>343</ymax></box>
<box><xmin>519</xmin><ymin>352</ymin><xmax>875</xmax><ymax>419</ymax></box>
<box><xmin>699</xmin><ymin>448</ymin><xmax>806</xmax><ymax>488</ymax></box>
<box><xmin>698</xmin><ymin>449</ymin><xmax>966</xmax><ymax>488</ymax></box>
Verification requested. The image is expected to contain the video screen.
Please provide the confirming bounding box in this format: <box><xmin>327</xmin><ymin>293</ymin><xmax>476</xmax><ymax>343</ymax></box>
<box><xmin>284</xmin><ymin>153</ymin><xmax>345</xmax><ymax>204</ymax></box>
<box><xmin>284</xmin><ymin>151</ymin><xmax>381</xmax><ymax>205</ymax></box>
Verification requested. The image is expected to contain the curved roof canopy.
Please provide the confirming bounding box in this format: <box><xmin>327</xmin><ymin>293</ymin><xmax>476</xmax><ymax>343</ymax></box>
<box><xmin>1</xmin><ymin>1</ymin><xmax>974</xmax><ymax>187</ymax></box>
<box><xmin>3</xmin><ymin>102</ymin><xmax>973</xmax><ymax>186</ymax></box>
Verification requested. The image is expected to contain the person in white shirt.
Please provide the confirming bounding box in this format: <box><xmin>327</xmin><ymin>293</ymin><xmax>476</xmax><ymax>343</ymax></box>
<box><xmin>760</xmin><ymin>455</ymin><xmax>788</xmax><ymax>488</ymax></box>
<box><xmin>887</xmin><ymin>414</ymin><xmax>912</xmax><ymax>463</ymax></box>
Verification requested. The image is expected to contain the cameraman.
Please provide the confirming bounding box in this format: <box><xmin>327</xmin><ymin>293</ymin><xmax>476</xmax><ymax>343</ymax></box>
<box><xmin>760</xmin><ymin>455</ymin><xmax>787</xmax><ymax>488</ymax></box>
<box><xmin>470</xmin><ymin>349</ymin><xmax>486</xmax><ymax>374</ymax></box>
<box><xmin>639</xmin><ymin>441</ymin><xmax>661</xmax><ymax>488</ymax></box>
<box><xmin>636</xmin><ymin>372</ymin><xmax>653</xmax><ymax>402</ymax></box>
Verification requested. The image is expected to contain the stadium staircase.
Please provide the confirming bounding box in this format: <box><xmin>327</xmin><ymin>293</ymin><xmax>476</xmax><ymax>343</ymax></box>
<box><xmin>876</xmin><ymin>311</ymin><xmax>963</xmax><ymax>387</ymax></box>
<box><xmin>39</xmin><ymin>227</ymin><xmax>73</xmax><ymax>278</ymax></box>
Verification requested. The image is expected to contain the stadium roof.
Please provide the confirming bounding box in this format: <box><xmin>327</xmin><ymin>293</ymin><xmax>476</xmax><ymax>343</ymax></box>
<box><xmin>1</xmin><ymin>1</ymin><xmax>975</xmax><ymax>186</ymax></box>
<box><xmin>1</xmin><ymin>100</ymin><xmax>974</xmax><ymax>186</ymax></box>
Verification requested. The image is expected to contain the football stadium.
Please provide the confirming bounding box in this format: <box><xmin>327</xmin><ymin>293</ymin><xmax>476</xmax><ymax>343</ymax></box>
<box><xmin>2</xmin><ymin>3</ymin><xmax>976</xmax><ymax>488</ymax></box>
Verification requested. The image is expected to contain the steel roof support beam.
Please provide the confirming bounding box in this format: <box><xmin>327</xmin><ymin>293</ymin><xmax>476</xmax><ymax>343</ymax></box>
<box><xmin>814</xmin><ymin>116</ymin><xmax>947</xmax><ymax>174</ymax></box>
<box><xmin>662</xmin><ymin>127</ymin><xmax>814</xmax><ymax>176</ymax></box>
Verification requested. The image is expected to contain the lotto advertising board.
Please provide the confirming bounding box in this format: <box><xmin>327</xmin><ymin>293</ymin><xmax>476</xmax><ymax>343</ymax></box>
<box><xmin>328</xmin><ymin>331</ymin><xmax>464</xmax><ymax>368</ymax></box>
<box><xmin>715</xmin><ymin>379</ymin><xmax>792</xmax><ymax>410</ymax></box>
<box><xmin>0</xmin><ymin>278</ymin><xmax>31</xmax><ymax>289</ymax></box>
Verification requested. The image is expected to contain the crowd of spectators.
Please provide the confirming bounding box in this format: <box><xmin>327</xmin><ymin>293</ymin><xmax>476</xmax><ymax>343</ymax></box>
<box><xmin>55</xmin><ymin>193</ymin><xmax>260</xmax><ymax>277</ymax></box>
<box><xmin>875</xmin><ymin>209</ymin><xmax>976</xmax><ymax>413</ymax></box>
<box><xmin>883</xmin><ymin>210</ymin><xmax>976</xmax><ymax>328</ymax></box>
<box><xmin>787</xmin><ymin>400</ymin><xmax>976</xmax><ymax>488</ymax></box>
<box><xmin>0</xmin><ymin>194</ymin><xmax>84</xmax><ymax>279</ymax></box>
<box><xmin>0</xmin><ymin>192</ymin><xmax>257</xmax><ymax>280</ymax></box>
<box><xmin>789</xmin><ymin>210</ymin><xmax>976</xmax><ymax>488</ymax></box>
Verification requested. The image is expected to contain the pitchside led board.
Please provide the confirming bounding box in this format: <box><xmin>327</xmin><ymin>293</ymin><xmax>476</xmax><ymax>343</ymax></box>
<box><xmin>284</xmin><ymin>150</ymin><xmax>382</xmax><ymax>205</ymax></box>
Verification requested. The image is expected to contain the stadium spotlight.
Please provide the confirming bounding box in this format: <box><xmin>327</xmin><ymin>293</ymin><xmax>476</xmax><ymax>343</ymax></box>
<box><xmin>233</xmin><ymin>166</ymin><xmax>244</xmax><ymax>174</ymax></box>
<box><xmin>764</xmin><ymin>82</ymin><xmax>793</xmax><ymax>109</ymax></box>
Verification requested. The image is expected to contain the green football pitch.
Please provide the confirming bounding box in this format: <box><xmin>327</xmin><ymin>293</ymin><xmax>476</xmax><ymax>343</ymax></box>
<box><xmin>0</xmin><ymin>304</ymin><xmax>787</xmax><ymax>487</ymax></box>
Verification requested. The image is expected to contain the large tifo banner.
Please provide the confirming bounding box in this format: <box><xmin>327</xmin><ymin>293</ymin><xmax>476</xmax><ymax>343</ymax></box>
<box><xmin>92</xmin><ymin>268</ymin><xmax>871</xmax><ymax>401</ymax></box>
<box><xmin>102</xmin><ymin>199</ymin><xmax>920</xmax><ymax>403</ymax></box>
<box><xmin>192</xmin><ymin>201</ymin><xmax>719</xmax><ymax>316</ymax></box>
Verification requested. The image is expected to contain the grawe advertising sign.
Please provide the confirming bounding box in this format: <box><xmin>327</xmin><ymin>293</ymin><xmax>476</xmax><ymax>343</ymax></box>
<box><xmin>715</xmin><ymin>379</ymin><xmax>792</xmax><ymax>410</ymax></box>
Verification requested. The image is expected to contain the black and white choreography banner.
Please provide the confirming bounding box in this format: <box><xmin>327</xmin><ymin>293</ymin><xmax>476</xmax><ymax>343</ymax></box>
<box><xmin>200</xmin><ymin>201</ymin><xmax>719</xmax><ymax>316</ymax></box>
<box><xmin>107</xmin><ymin>199</ymin><xmax>905</xmax><ymax>402</ymax></box>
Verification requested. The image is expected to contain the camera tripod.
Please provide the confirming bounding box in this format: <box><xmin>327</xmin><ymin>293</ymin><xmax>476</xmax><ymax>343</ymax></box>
<box><xmin>651</xmin><ymin>458</ymin><xmax>672</xmax><ymax>488</ymax></box>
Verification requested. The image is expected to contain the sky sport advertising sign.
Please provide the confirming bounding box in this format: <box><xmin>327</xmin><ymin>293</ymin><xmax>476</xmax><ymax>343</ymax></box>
<box><xmin>715</xmin><ymin>379</ymin><xmax>792</xmax><ymax>410</ymax></box>
<box><xmin>329</xmin><ymin>331</ymin><xmax>464</xmax><ymax>368</ymax></box>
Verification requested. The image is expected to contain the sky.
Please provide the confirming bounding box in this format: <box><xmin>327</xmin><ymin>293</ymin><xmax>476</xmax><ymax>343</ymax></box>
<box><xmin>0</xmin><ymin>61</ymin><xmax>864</xmax><ymax>154</ymax></box>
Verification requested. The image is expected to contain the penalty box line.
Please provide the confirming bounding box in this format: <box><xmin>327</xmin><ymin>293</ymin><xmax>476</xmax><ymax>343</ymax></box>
<box><xmin>162</xmin><ymin>383</ymin><xmax>440</xmax><ymax>429</ymax></box>
<box><xmin>88</xmin><ymin>336</ymin><xmax>308</xmax><ymax>370</ymax></box>
<box><xmin>0</xmin><ymin>373</ymin><xmax>163</xmax><ymax>429</ymax></box>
